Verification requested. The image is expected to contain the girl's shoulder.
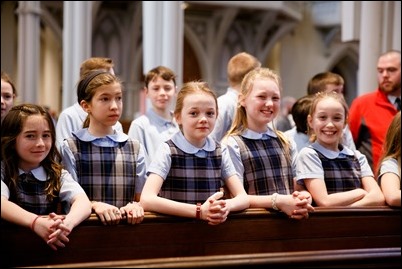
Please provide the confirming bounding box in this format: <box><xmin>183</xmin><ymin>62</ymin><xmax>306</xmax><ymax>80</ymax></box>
<box><xmin>298</xmin><ymin>145</ymin><xmax>318</xmax><ymax>158</ymax></box>
<box><xmin>381</xmin><ymin>157</ymin><xmax>398</xmax><ymax>168</ymax></box>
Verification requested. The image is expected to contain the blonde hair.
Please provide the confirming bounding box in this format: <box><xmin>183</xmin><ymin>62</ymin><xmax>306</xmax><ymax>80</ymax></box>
<box><xmin>225</xmin><ymin>67</ymin><xmax>291</xmax><ymax>162</ymax></box>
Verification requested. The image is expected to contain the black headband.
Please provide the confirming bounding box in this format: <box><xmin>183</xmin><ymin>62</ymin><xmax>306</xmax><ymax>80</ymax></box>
<box><xmin>77</xmin><ymin>70</ymin><xmax>110</xmax><ymax>103</ymax></box>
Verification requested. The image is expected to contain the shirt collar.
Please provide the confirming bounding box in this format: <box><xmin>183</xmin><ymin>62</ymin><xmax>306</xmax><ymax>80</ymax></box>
<box><xmin>242</xmin><ymin>127</ymin><xmax>278</xmax><ymax>140</ymax></box>
<box><xmin>171</xmin><ymin>131</ymin><xmax>216</xmax><ymax>154</ymax></box>
<box><xmin>73</xmin><ymin>128</ymin><xmax>128</xmax><ymax>143</ymax></box>
<box><xmin>388</xmin><ymin>95</ymin><xmax>401</xmax><ymax>103</ymax></box>
<box><xmin>388</xmin><ymin>95</ymin><xmax>401</xmax><ymax>108</ymax></box>
<box><xmin>311</xmin><ymin>141</ymin><xmax>354</xmax><ymax>159</ymax></box>
<box><xmin>18</xmin><ymin>166</ymin><xmax>47</xmax><ymax>181</ymax></box>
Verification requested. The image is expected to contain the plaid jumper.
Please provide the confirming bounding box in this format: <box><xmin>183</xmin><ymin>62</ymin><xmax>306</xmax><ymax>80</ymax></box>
<box><xmin>66</xmin><ymin>137</ymin><xmax>139</xmax><ymax>207</ymax></box>
<box><xmin>313</xmin><ymin>149</ymin><xmax>362</xmax><ymax>194</ymax></box>
<box><xmin>159</xmin><ymin>140</ymin><xmax>223</xmax><ymax>204</ymax></box>
<box><xmin>231</xmin><ymin>135</ymin><xmax>293</xmax><ymax>195</ymax></box>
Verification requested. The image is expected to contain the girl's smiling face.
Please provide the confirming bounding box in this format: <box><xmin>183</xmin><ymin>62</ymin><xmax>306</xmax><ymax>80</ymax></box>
<box><xmin>240</xmin><ymin>78</ymin><xmax>281</xmax><ymax>133</ymax></box>
<box><xmin>16</xmin><ymin>115</ymin><xmax>52</xmax><ymax>171</ymax></box>
<box><xmin>308</xmin><ymin>96</ymin><xmax>346</xmax><ymax>151</ymax></box>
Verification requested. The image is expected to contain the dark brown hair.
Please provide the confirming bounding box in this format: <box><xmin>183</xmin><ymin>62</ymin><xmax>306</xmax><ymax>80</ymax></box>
<box><xmin>144</xmin><ymin>66</ymin><xmax>177</xmax><ymax>88</ymax></box>
<box><xmin>1</xmin><ymin>104</ymin><xmax>62</xmax><ymax>201</ymax></box>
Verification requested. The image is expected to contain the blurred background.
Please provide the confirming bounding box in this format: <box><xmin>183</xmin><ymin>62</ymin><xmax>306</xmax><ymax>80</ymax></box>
<box><xmin>1</xmin><ymin>1</ymin><xmax>400</xmax><ymax>130</ymax></box>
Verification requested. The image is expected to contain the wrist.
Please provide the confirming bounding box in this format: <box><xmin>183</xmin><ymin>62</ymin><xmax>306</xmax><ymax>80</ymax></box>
<box><xmin>31</xmin><ymin>215</ymin><xmax>40</xmax><ymax>231</ymax></box>
<box><xmin>91</xmin><ymin>201</ymin><xmax>99</xmax><ymax>211</ymax></box>
<box><xmin>271</xmin><ymin>193</ymin><xmax>279</xmax><ymax>211</ymax></box>
<box><xmin>196</xmin><ymin>203</ymin><xmax>201</xmax><ymax>219</ymax></box>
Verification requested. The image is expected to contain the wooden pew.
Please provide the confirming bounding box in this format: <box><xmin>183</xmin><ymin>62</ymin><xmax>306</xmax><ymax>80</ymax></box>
<box><xmin>1</xmin><ymin>206</ymin><xmax>400</xmax><ymax>267</ymax></box>
<box><xmin>27</xmin><ymin>248</ymin><xmax>402</xmax><ymax>268</ymax></box>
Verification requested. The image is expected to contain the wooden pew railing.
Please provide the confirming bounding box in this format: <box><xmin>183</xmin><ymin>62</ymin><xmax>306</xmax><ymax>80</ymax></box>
<box><xmin>1</xmin><ymin>206</ymin><xmax>400</xmax><ymax>268</ymax></box>
<box><xmin>27</xmin><ymin>248</ymin><xmax>402</xmax><ymax>268</ymax></box>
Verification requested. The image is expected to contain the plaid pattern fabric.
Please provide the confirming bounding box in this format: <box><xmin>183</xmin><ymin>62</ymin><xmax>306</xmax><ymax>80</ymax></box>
<box><xmin>314</xmin><ymin>149</ymin><xmax>362</xmax><ymax>194</ymax></box>
<box><xmin>66</xmin><ymin>138</ymin><xmax>139</xmax><ymax>207</ymax></box>
<box><xmin>160</xmin><ymin>140</ymin><xmax>222</xmax><ymax>204</ymax></box>
<box><xmin>10</xmin><ymin>173</ymin><xmax>60</xmax><ymax>215</ymax></box>
<box><xmin>231</xmin><ymin>135</ymin><xmax>293</xmax><ymax>195</ymax></box>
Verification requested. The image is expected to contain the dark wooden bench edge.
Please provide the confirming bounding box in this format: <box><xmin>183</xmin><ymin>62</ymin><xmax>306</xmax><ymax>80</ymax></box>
<box><xmin>23</xmin><ymin>247</ymin><xmax>401</xmax><ymax>268</ymax></box>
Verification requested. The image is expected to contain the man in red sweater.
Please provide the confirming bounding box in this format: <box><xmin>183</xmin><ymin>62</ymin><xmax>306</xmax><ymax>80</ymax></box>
<box><xmin>349</xmin><ymin>50</ymin><xmax>400</xmax><ymax>174</ymax></box>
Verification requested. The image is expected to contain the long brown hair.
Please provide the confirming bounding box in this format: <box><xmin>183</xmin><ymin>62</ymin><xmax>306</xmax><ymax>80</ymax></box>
<box><xmin>1</xmin><ymin>104</ymin><xmax>62</xmax><ymax>201</ymax></box>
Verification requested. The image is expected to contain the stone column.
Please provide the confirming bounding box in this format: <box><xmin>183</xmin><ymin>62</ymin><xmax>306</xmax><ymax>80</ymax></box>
<box><xmin>16</xmin><ymin>1</ymin><xmax>40</xmax><ymax>103</ymax></box>
<box><xmin>62</xmin><ymin>1</ymin><xmax>92</xmax><ymax>109</ymax></box>
<box><xmin>142</xmin><ymin>1</ymin><xmax>183</xmax><ymax>110</ymax></box>
<box><xmin>357</xmin><ymin>1</ymin><xmax>382</xmax><ymax>95</ymax></box>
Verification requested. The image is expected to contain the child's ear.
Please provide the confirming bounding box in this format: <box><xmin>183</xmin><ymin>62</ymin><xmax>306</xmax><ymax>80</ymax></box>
<box><xmin>175</xmin><ymin>113</ymin><xmax>181</xmax><ymax>125</ymax></box>
<box><xmin>80</xmin><ymin>101</ymin><xmax>90</xmax><ymax>113</ymax></box>
<box><xmin>238</xmin><ymin>93</ymin><xmax>246</xmax><ymax>107</ymax></box>
<box><xmin>307</xmin><ymin>114</ymin><xmax>313</xmax><ymax>128</ymax></box>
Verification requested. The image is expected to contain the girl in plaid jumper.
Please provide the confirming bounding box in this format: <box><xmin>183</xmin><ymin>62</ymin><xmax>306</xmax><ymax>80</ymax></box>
<box><xmin>224</xmin><ymin>68</ymin><xmax>313</xmax><ymax>219</ymax></box>
<box><xmin>140</xmin><ymin>81</ymin><xmax>249</xmax><ymax>225</ymax></box>
<box><xmin>1</xmin><ymin>104</ymin><xmax>91</xmax><ymax>250</ymax></box>
<box><xmin>61</xmin><ymin>71</ymin><xmax>148</xmax><ymax>225</ymax></box>
<box><xmin>296</xmin><ymin>92</ymin><xmax>385</xmax><ymax>206</ymax></box>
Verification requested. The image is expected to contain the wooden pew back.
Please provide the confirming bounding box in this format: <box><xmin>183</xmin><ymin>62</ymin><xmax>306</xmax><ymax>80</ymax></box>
<box><xmin>1</xmin><ymin>206</ymin><xmax>400</xmax><ymax>267</ymax></box>
<box><xmin>28</xmin><ymin>248</ymin><xmax>402</xmax><ymax>268</ymax></box>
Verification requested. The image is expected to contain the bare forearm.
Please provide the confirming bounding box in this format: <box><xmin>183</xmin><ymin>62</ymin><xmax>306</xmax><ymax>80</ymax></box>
<box><xmin>64</xmin><ymin>194</ymin><xmax>92</xmax><ymax>229</ymax></box>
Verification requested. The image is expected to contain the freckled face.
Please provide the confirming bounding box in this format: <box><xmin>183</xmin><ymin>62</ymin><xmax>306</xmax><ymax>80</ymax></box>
<box><xmin>176</xmin><ymin>92</ymin><xmax>217</xmax><ymax>148</ymax></box>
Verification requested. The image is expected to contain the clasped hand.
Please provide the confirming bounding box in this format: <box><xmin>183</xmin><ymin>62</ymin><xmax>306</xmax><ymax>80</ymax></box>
<box><xmin>200</xmin><ymin>191</ymin><xmax>229</xmax><ymax>225</ymax></box>
<box><xmin>282</xmin><ymin>191</ymin><xmax>315</xmax><ymax>220</ymax></box>
<box><xmin>33</xmin><ymin>213</ymin><xmax>71</xmax><ymax>251</ymax></box>
<box><xmin>93</xmin><ymin>201</ymin><xmax>144</xmax><ymax>225</ymax></box>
